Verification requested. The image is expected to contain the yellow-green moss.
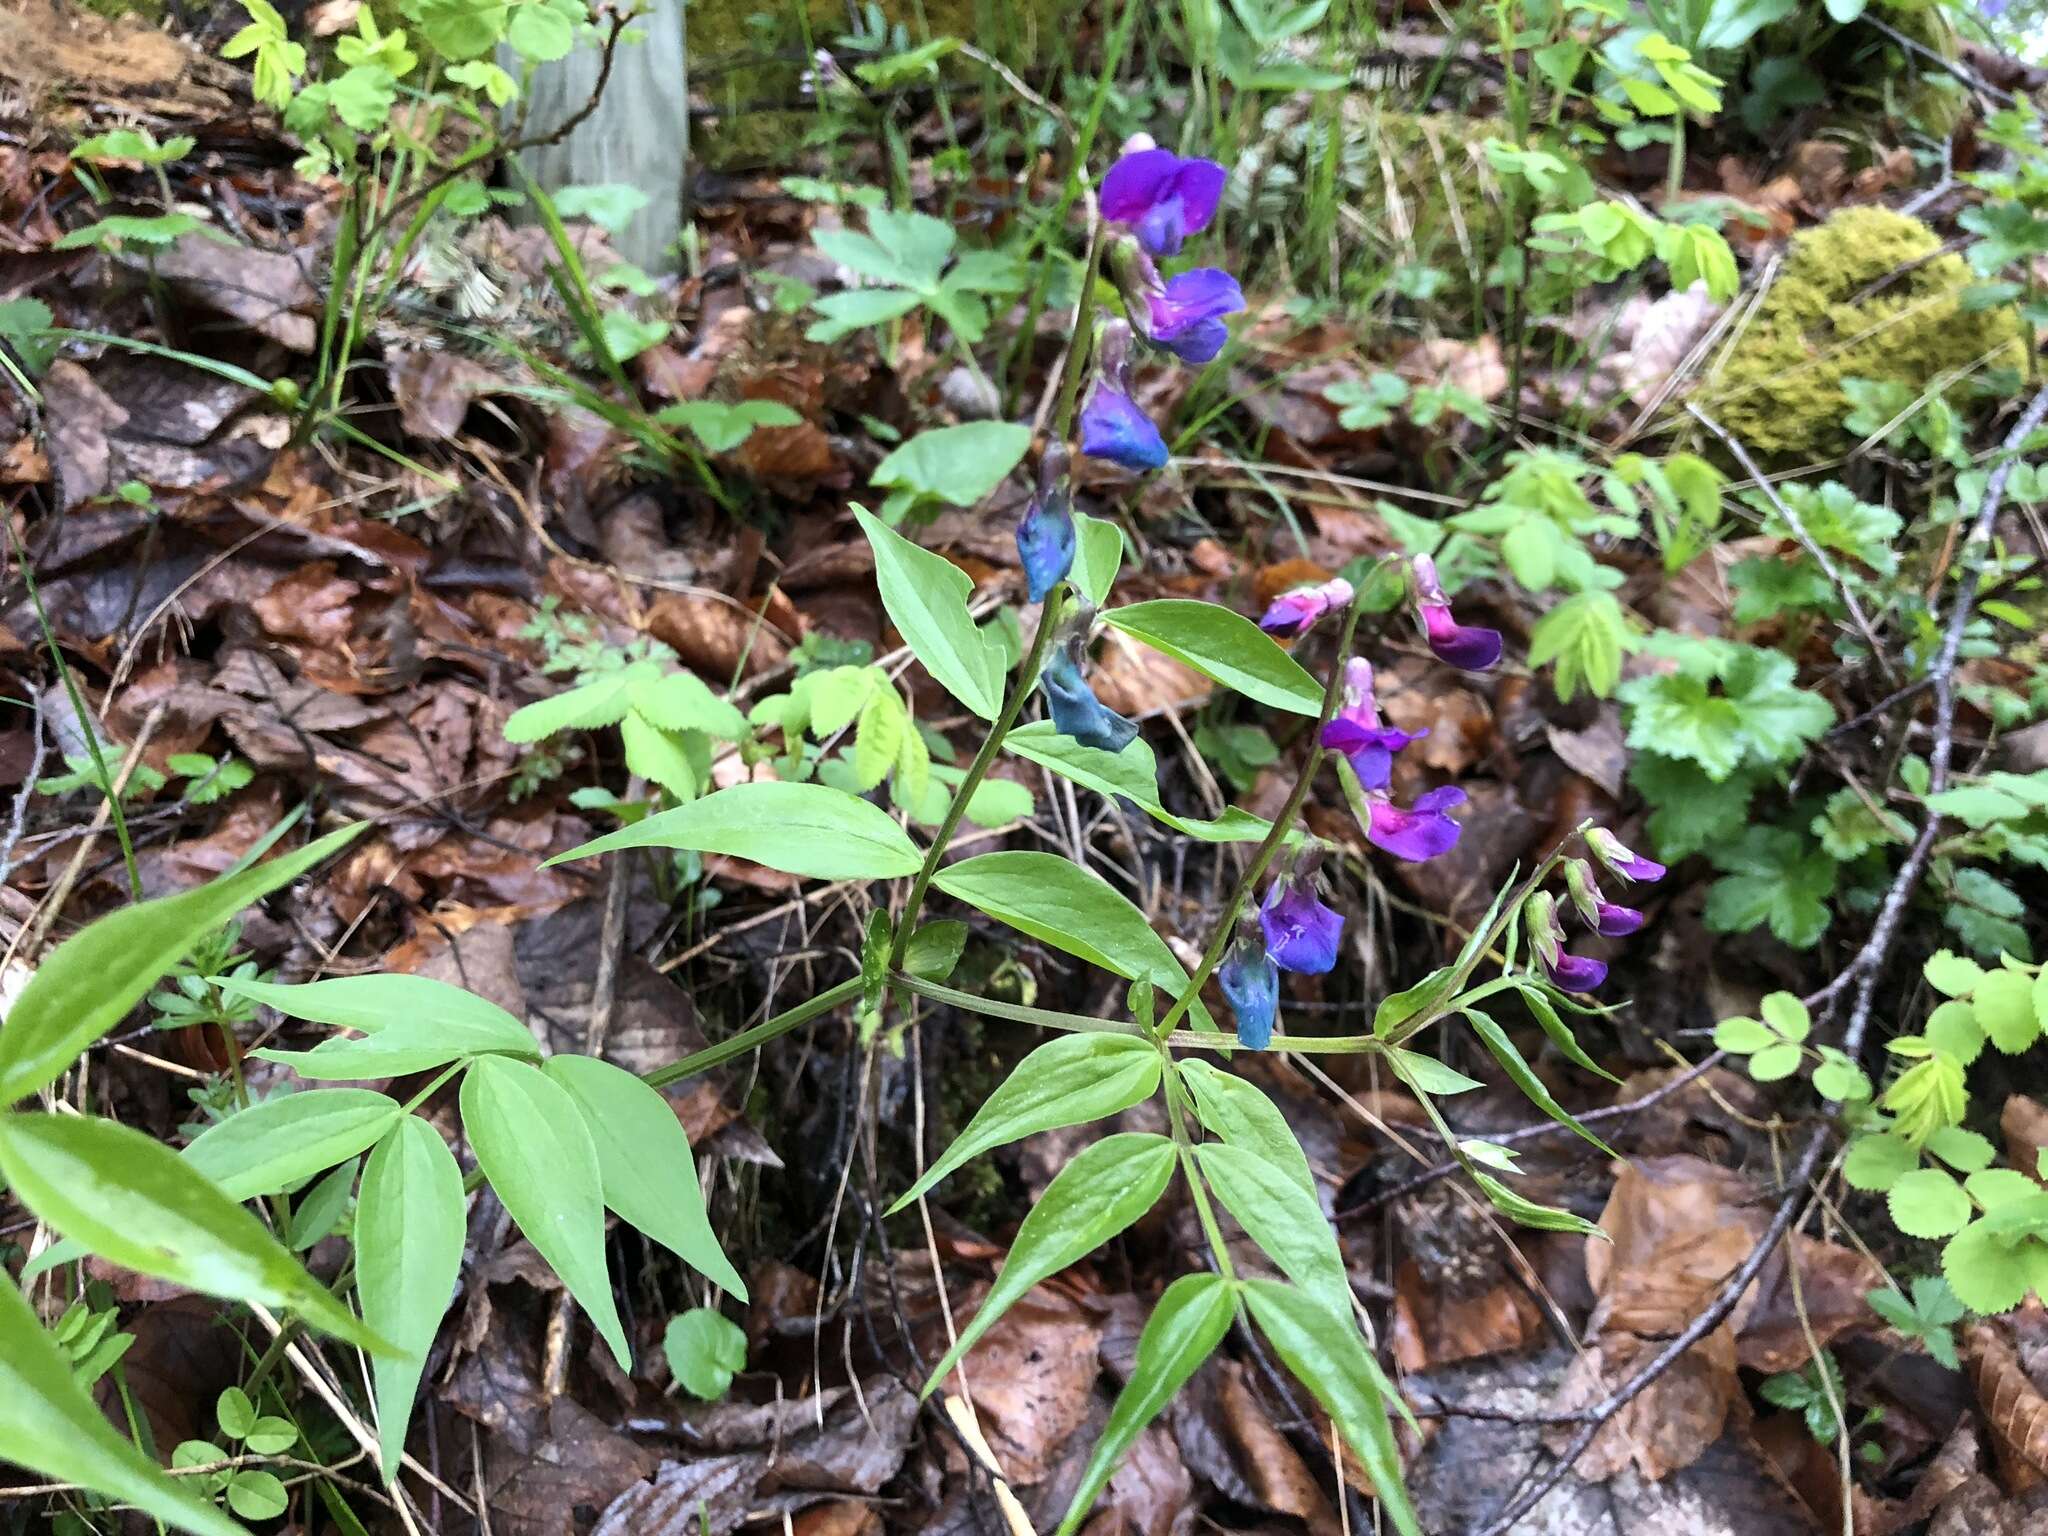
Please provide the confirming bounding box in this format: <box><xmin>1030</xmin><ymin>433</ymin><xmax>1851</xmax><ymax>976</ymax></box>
<box><xmin>1699</xmin><ymin>206</ymin><xmax>2025</xmax><ymax>464</ymax></box>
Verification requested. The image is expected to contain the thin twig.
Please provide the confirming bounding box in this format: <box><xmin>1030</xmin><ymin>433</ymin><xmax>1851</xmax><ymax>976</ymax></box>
<box><xmin>0</xmin><ymin>686</ymin><xmax>48</xmax><ymax>884</ymax></box>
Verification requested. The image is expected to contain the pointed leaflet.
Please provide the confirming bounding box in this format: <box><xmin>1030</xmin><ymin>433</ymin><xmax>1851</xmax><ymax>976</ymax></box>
<box><xmin>1242</xmin><ymin>1280</ymin><xmax>1421</xmax><ymax>1536</ymax></box>
<box><xmin>215</xmin><ymin>972</ymin><xmax>529</xmax><ymax>1039</ymax></box>
<box><xmin>888</xmin><ymin>1032</ymin><xmax>1161</xmax><ymax>1213</ymax></box>
<box><xmin>357</xmin><ymin>1116</ymin><xmax>466</xmax><ymax>1483</ymax></box>
<box><xmin>1102</xmin><ymin>600</ymin><xmax>1323</xmax><ymax>715</ymax></box>
<box><xmin>853</xmin><ymin>506</ymin><xmax>1006</xmax><ymax>719</ymax></box>
<box><xmin>1177</xmin><ymin>1060</ymin><xmax>1314</xmax><ymax>1198</ymax></box>
<box><xmin>1069</xmin><ymin>513</ymin><xmax>1125</xmax><ymax>608</ymax></box>
<box><xmin>1003</xmin><ymin>723</ymin><xmax>1281</xmax><ymax>844</ymax></box>
<box><xmin>1462</xmin><ymin>1008</ymin><xmax>1616</xmax><ymax>1156</ymax></box>
<box><xmin>933</xmin><ymin>851</ymin><xmax>1218</xmax><ymax>1032</ymax></box>
<box><xmin>546</xmin><ymin>780</ymin><xmax>923</xmax><ymax>881</ymax></box>
<box><xmin>460</xmin><ymin>1056</ymin><xmax>631</xmax><ymax>1368</ymax></box>
<box><xmin>0</xmin><ymin>823</ymin><xmax>361</xmax><ymax>1105</ymax></box>
<box><xmin>921</xmin><ymin>1133</ymin><xmax>1176</xmax><ymax>1396</ymax></box>
<box><xmin>1055</xmin><ymin>1273</ymin><xmax>1234</xmax><ymax>1536</ymax></box>
<box><xmin>184</xmin><ymin>1089</ymin><xmax>402</xmax><ymax>1199</ymax></box>
<box><xmin>543</xmin><ymin>1054</ymin><xmax>747</xmax><ymax>1299</ymax></box>
<box><xmin>255</xmin><ymin>1012</ymin><xmax>539</xmax><ymax>1080</ymax></box>
<box><xmin>1194</xmin><ymin>1141</ymin><xmax>1350</xmax><ymax>1318</ymax></box>
<box><xmin>0</xmin><ymin>1112</ymin><xmax>391</xmax><ymax>1353</ymax></box>
<box><xmin>618</xmin><ymin>713</ymin><xmax>702</xmax><ymax>799</ymax></box>
<box><xmin>0</xmin><ymin>1275</ymin><xmax>244</xmax><ymax>1536</ymax></box>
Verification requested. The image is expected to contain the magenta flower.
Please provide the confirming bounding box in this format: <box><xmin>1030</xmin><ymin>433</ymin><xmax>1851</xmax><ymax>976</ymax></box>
<box><xmin>1586</xmin><ymin>827</ymin><xmax>1666</xmax><ymax>884</ymax></box>
<box><xmin>1219</xmin><ymin>932</ymin><xmax>1279</xmax><ymax>1049</ymax></box>
<box><xmin>1528</xmin><ymin>891</ymin><xmax>1607</xmax><ymax>993</ymax></box>
<box><xmin>1102</xmin><ymin>140</ymin><xmax>1227</xmax><ymax>258</ymax></box>
<box><xmin>1320</xmin><ymin>658</ymin><xmax>1424</xmax><ymax>791</ymax></box>
<box><xmin>1259</xmin><ymin>875</ymin><xmax>1343</xmax><ymax>975</ymax></box>
<box><xmin>1016</xmin><ymin>446</ymin><xmax>1076</xmax><ymax>603</ymax></box>
<box><xmin>1143</xmin><ymin>268</ymin><xmax>1244</xmax><ymax>364</ymax></box>
<box><xmin>1412</xmin><ymin>554</ymin><xmax>1502</xmax><ymax>671</ymax></box>
<box><xmin>1079</xmin><ymin>320</ymin><xmax>1168</xmax><ymax>473</ymax></box>
<box><xmin>1563</xmin><ymin>858</ymin><xmax>1643</xmax><ymax>937</ymax></box>
<box><xmin>1259</xmin><ymin>577</ymin><xmax>1353</xmax><ymax>637</ymax></box>
<box><xmin>1363</xmin><ymin>785</ymin><xmax>1466</xmax><ymax>863</ymax></box>
<box><xmin>1546</xmin><ymin>952</ymin><xmax>1610</xmax><ymax>991</ymax></box>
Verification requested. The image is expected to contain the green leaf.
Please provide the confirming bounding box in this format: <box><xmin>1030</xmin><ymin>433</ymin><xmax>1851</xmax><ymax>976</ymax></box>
<box><xmin>1463</xmin><ymin>1009</ymin><xmax>1615</xmax><ymax>1155</ymax></box>
<box><xmin>1942</xmin><ymin>1220</ymin><xmax>2047</xmax><ymax>1314</ymax></box>
<box><xmin>285</xmin><ymin>1159</ymin><xmax>357</xmax><ymax>1250</ymax></box>
<box><xmin>903</xmin><ymin>920</ymin><xmax>969</xmax><ymax>981</ymax></box>
<box><xmin>1890</xmin><ymin>1168</ymin><xmax>1972</xmax><ymax>1239</ymax></box>
<box><xmin>221</xmin><ymin>972</ymin><xmax>530</xmax><ymax>1040</ymax></box>
<box><xmin>1925</xmin><ymin>950</ymin><xmax>1987</xmax><ymax>998</ymax></box>
<box><xmin>503</xmin><ymin>671</ymin><xmax>638</xmax><ymax>741</ymax></box>
<box><xmin>803</xmin><ymin>287</ymin><xmax>923</xmax><ymax>342</ymax></box>
<box><xmin>548</xmin><ymin>780</ymin><xmax>923</xmax><ymax>880</ymax></box>
<box><xmin>505</xmin><ymin>1</ymin><xmax>574</xmax><ymax>59</ymax></box>
<box><xmin>664</xmin><ymin>1308</ymin><xmax>747</xmax><ymax>1399</ymax></box>
<box><xmin>1974</xmin><ymin>969</ymin><xmax>2040</xmax><ymax>1054</ymax></box>
<box><xmin>460</xmin><ymin>1057</ymin><xmax>630</xmax><ymax>1369</ymax></box>
<box><xmin>887</xmin><ymin>1032</ymin><xmax>1162</xmax><ymax>1214</ymax></box>
<box><xmin>870</xmin><ymin>423</ymin><xmax>1031</xmax><ymax>511</ymax></box>
<box><xmin>1196</xmin><ymin>1141</ymin><xmax>1348</xmax><ymax>1315</ymax></box>
<box><xmin>1055</xmin><ymin>1273</ymin><xmax>1234</xmax><ymax>1536</ymax></box>
<box><xmin>357</xmin><ymin>1116</ymin><xmax>466</xmax><ymax>1482</ymax></box>
<box><xmin>921</xmin><ymin>1133</ymin><xmax>1175</xmax><ymax>1395</ymax></box>
<box><xmin>227</xmin><ymin>1470</ymin><xmax>288</xmax><ymax>1520</ymax></box>
<box><xmin>1469</xmin><ymin>1168</ymin><xmax>1605</xmax><ymax>1235</ymax></box>
<box><xmin>1374</xmin><ymin>967</ymin><xmax>1454</xmax><ymax>1037</ymax></box>
<box><xmin>0</xmin><ymin>1284</ymin><xmax>244</xmax><ymax>1536</ymax></box>
<box><xmin>1704</xmin><ymin>826</ymin><xmax>1836</xmax><ymax>948</ymax></box>
<box><xmin>1844</xmin><ymin>1132</ymin><xmax>1918</xmax><ymax>1193</ymax></box>
<box><xmin>1748</xmin><ymin>1041</ymin><xmax>1803</xmax><ymax>1081</ymax></box>
<box><xmin>0</xmin><ymin>1112</ymin><xmax>389</xmax><ymax>1352</ymax></box>
<box><xmin>933</xmin><ymin>852</ymin><xmax>1216</xmax><ymax>1031</ymax></box>
<box><xmin>1927</xmin><ymin>1126</ymin><xmax>1997</xmax><ymax>1173</ymax></box>
<box><xmin>241</xmin><ymin>1417</ymin><xmax>298</xmax><ymax>1456</ymax></box>
<box><xmin>1621</xmin><ymin>673</ymin><xmax>1746</xmax><ymax>779</ymax></box>
<box><xmin>1177</xmin><ymin>1060</ymin><xmax>1314</xmax><ymax>1198</ymax></box>
<box><xmin>1514</xmin><ymin>983</ymin><xmax>1620</xmax><ymax>1082</ymax></box>
<box><xmin>543</xmin><ymin>1055</ymin><xmax>746</xmax><ymax>1298</ymax></box>
<box><xmin>1926</xmin><ymin>1002</ymin><xmax>1985</xmax><ymax>1065</ymax></box>
<box><xmin>254</xmin><ymin>1008</ymin><xmax>540</xmax><ymax>1080</ymax></box>
<box><xmin>617</xmin><ymin>714</ymin><xmax>701</xmax><ymax>800</ymax></box>
<box><xmin>1241</xmin><ymin>1281</ymin><xmax>1422</xmax><ymax>1536</ymax></box>
<box><xmin>1527</xmin><ymin>592</ymin><xmax>1633</xmax><ymax>700</ymax></box>
<box><xmin>1003</xmin><ymin>723</ymin><xmax>1277</xmax><ymax>844</ymax></box>
<box><xmin>217</xmin><ymin>1386</ymin><xmax>257</xmax><ymax>1439</ymax></box>
<box><xmin>1070</xmin><ymin>514</ymin><xmax>1124</xmax><ymax>608</ymax></box>
<box><xmin>0</xmin><ymin>824</ymin><xmax>361</xmax><ymax>1105</ymax></box>
<box><xmin>183</xmin><ymin>1088</ymin><xmax>400</xmax><ymax>1200</ymax></box>
<box><xmin>1631</xmin><ymin>753</ymin><xmax>1756</xmax><ymax>859</ymax></box>
<box><xmin>853</xmin><ymin>507</ymin><xmax>1006</xmax><ymax>720</ymax></box>
<box><xmin>1102</xmin><ymin>600</ymin><xmax>1322</xmax><ymax>716</ymax></box>
<box><xmin>1713</xmin><ymin>1015</ymin><xmax>1772</xmax><ymax>1054</ymax></box>
<box><xmin>1387</xmin><ymin>1050</ymin><xmax>1483</xmax><ymax>1096</ymax></box>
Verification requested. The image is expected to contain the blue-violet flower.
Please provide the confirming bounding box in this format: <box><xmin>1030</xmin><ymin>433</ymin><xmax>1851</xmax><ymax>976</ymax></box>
<box><xmin>1016</xmin><ymin>445</ymin><xmax>1076</xmax><ymax>603</ymax></box>
<box><xmin>1412</xmin><ymin>553</ymin><xmax>1503</xmax><ymax>671</ymax></box>
<box><xmin>1565</xmin><ymin>858</ymin><xmax>1643</xmax><ymax>937</ymax></box>
<box><xmin>1040</xmin><ymin>643</ymin><xmax>1139</xmax><ymax>753</ymax></box>
<box><xmin>1363</xmin><ymin>785</ymin><xmax>1466</xmax><ymax>863</ymax></box>
<box><xmin>1219</xmin><ymin>930</ymin><xmax>1279</xmax><ymax>1050</ymax></box>
<box><xmin>1143</xmin><ymin>267</ymin><xmax>1244</xmax><ymax>365</ymax></box>
<box><xmin>1259</xmin><ymin>577</ymin><xmax>1353</xmax><ymax>637</ymax></box>
<box><xmin>1079</xmin><ymin>320</ymin><xmax>1168</xmax><ymax>473</ymax></box>
<box><xmin>1320</xmin><ymin>658</ymin><xmax>1424</xmax><ymax>791</ymax></box>
<box><xmin>1585</xmin><ymin>826</ymin><xmax>1666</xmax><ymax>884</ymax></box>
<box><xmin>1528</xmin><ymin>890</ymin><xmax>1607</xmax><ymax>993</ymax></box>
<box><xmin>1259</xmin><ymin>874</ymin><xmax>1344</xmax><ymax>975</ymax></box>
<box><xmin>1101</xmin><ymin>138</ymin><xmax>1228</xmax><ymax>258</ymax></box>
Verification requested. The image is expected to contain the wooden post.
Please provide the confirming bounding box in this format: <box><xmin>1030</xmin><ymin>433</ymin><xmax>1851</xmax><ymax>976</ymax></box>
<box><xmin>513</xmin><ymin>0</ymin><xmax>689</xmax><ymax>271</ymax></box>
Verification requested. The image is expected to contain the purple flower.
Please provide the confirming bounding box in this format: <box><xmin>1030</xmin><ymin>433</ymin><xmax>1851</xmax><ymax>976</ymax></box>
<box><xmin>1412</xmin><ymin>554</ymin><xmax>1502</xmax><ymax>671</ymax></box>
<box><xmin>1259</xmin><ymin>577</ymin><xmax>1354</xmax><ymax>637</ymax></box>
<box><xmin>1593</xmin><ymin>902</ymin><xmax>1644</xmax><ymax>938</ymax></box>
<box><xmin>1219</xmin><ymin>933</ymin><xmax>1279</xmax><ymax>1049</ymax></box>
<box><xmin>1079</xmin><ymin>321</ymin><xmax>1168</xmax><ymax>473</ymax></box>
<box><xmin>1102</xmin><ymin>141</ymin><xmax>1227</xmax><ymax>258</ymax></box>
<box><xmin>1363</xmin><ymin>785</ymin><xmax>1466</xmax><ymax>863</ymax></box>
<box><xmin>1565</xmin><ymin>857</ymin><xmax>1646</xmax><ymax>938</ymax></box>
<box><xmin>1528</xmin><ymin>890</ymin><xmax>1607</xmax><ymax>993</ymax></box>
<box><xmin>1016</xmin><ymin>446</ymin><xmax>1076</xmax><ymax>603</ymax></box>
<box><xmin>1320</xmin><ymin>658</ymin><xmax>1424</xmax><ymax>791</ymax></box>
<box><xmin>1144</xmin><ymin>268</ymin><xmax>1244</xmax><ymax>364</ymax></box>
<box><xmin>1545</xmin><ymin>952</ymin><xmax>1609</xmax><ymax>992</ymax></box>
<box><xmin>1040</xmin><ymin>646</ymin><xmax>1138</xmax><ymax>753</ymax></box>
<box><xmin>1586</xmin><ymin>826</ymin><xmax>1666</xmax><ymax>884</ymax></box>
<box><xmin>1259</xmin><ymin>875</ymin><xmax>1343</xmax><ymax>975</ymax></box>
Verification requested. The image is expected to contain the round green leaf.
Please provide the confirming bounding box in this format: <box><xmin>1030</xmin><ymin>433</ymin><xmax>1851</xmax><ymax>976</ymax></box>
<box><xmin>1925</xmin><ymin>1002</ymin><xmax>1984</xmax><ymax>1065</ymax></box>
<box><xmin>1747</xmin><ymin>1041</ymin><xmax>1804</xmax><ymax>1081</ymax></box>
<box><xmin>1759</xmin><ymin>991</ymin><xmax>1810</xmax><ymax>1042</ymax></box>
<box><xmin>243</xmin><ymin>1416</ymin><xmax>298</xmax><ymax>1456</ymax></box>
<box><xmin>215</xmin><ymin>1386</ymin><xmax>255</xmax><ymax>1440</ymax></box>
<box><xmin>1811</xmin><ymin>1050</ymin><xmax>1871</xmax><ymax>1103</ymax></box>
<box><xmin>665</xmin><ymin>1307</ymin><xmax>747</xmax><ymax>1400</ymax></box>
<box><xmin>505</xmin><ymin>3</ymin><xmax>574</xmax><ymax>60</ymax></box>
<box><xmin>1843</xmin><ymin>1132</ymin><xmax>1917</xmax><ymax>1193</ymax></box>
<box><xmin>1712</xmin><ymin>1015</ymin><xmax>1772</xmax><ymax>1054</ymax></box>
<box><xmin>1927</xmin><ymin>1126</ymin><xmax>1997</xmax><ymax>1174</ymax></box>
<box><xmin>1974</xmin><ymin>969</ymin><xmax>2040</xmax><ymax>1054</ymax></box>
<box><xmin>226</xmin><ymin>1469</ymin><xmax>288</xmax><ymax>1521</ymax></box>
<box><xmin>1924</xmin><ymin>950</ymin><xmax>1985</xmax><ymax>998</ymax></box>
<box><xmin>1889</xmin><ymin>1169</ymin><xmax>1971</xmax><ymax>1239</ymax></box>
<box><xmin>1942</xmin><ymin>1220</ymin><xmax>2037</xmax><ymax>1314</ymax></box>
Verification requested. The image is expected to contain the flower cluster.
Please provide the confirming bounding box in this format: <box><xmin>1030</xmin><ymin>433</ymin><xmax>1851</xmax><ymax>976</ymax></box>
<box><xmin>1524</xmin><ymin>830</ymin><xmax>1666</xmax><ymax>994</ymax></box>
<box><xmin>1219</xmin><ymin>868</ymin><xmax>1344</xmax><ymax>1049</ymax></box>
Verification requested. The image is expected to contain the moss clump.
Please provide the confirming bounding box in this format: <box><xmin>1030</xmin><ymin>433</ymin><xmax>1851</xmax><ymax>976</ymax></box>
<box><xmin>1699</xmin><ymin>205</ymin><xmax>2024</xmax><ymax>464</ymax></box>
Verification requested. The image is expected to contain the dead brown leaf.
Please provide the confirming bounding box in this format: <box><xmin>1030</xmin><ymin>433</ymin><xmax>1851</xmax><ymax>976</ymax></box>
<box><xmin>117</xmin><ymin>231</ymin><xmax>319</xmax><ymax>353</ymax></box>
<box><xmin>1967</xmin><ymin>1321</ymin><xmax>2048</xmax><ymax>1491</ymax></box>
<box><xmin>41</xmin><ymin>360</ymin><xmax>125</xmax><ymax>510</ymax></box>
<box><xmin>1091</xmin><ymin>628</ymin><xmax>1210</xmax><ymax>718</ymax></box>
<box><xmin>645</xmin><ymin>590</ymin><xmax>791</xmax><ymax>680</ymax></box>
<box><xmin>950</xmin><ymin>1288</ymin><xmax>1102</xmax><ymax>1485</ymax></box>
<box><xmin>2001</xmin><ymin>1095</ymin><xmax>2048</xmax><ymax>1182</ymax></box>
<box><xmin>388</xmin><ymin>348</ymin><xmax>506</xmax><ymax>441</ymax></box>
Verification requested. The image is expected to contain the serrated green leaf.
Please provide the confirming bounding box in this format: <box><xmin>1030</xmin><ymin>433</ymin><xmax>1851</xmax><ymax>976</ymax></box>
<box><xmin>1927</xmin><ymin>1126</ymin><xmax>1996</xmax><ymax>1174</ymax></box>
<box><xmin>461</xmin><ymin>1057</ymin><xmax>629</xmax><ymax>1369</ymax></box>
<box><xmin>870</xmin><ymin>423</ymin><xmax>1031</xmax><ymax>512</ymax></box>
<box><xmin>1925</xmin><ymin>951</ymin><xmax>1986</xmax><ymax>998</ymax></box>
<box><xmin>504</xmin><ymin>672</ymin><xmax>640</xmax><ymax>741</ymax></box>
<box><xmin>1890</xmin><ymin>1168</ymin><xmax>1972</xmax><ymax>1238</ymax></box>
<box><xmin>922</xmin><ymin>1133</ymin><xmax>1176</xmax><ymax>1395</ymax></box>
<box><xmin>1943</xmin><ymin>1220</ymin><xmax>2047</xmax><ymax>1314</ymax></box>
<box><xmin>1973</xmin><ymin>969</ymin><xmax>2039</xmax><ymax>1054</ymax></box>
<box><xmin>1844</xmin><ymin>1133</ymin><xmax>1918</xmax><ymax>1192</ymax></box>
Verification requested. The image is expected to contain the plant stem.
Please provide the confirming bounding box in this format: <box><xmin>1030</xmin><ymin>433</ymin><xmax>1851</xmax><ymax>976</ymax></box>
<box><xmin>1164</xmin><ymin>1066</ymin><xmax>1237</xmax><ymax>1281</ymax></box>
<box><xmin>1154</xmin><ymin>602</ymin><xmax>1367</xmax><ymax>1036</ymax></box>
<box><xmin>1051</xmin><ymin>228</ymin><xmax>1107</xmax><ymax>438</ymax></box>
<box><xmin>641</xmin><ymin>976</ymin><xmax>865</xmax><ymax>1089</ymax></box>
<box><xmin>885</xmin><ymin>585</ymin><xmax>1069</xmax><ymax>982</ymax></box>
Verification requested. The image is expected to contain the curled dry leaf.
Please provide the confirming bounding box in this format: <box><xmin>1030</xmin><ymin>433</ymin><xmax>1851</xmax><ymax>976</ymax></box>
<box><xmin>1966</xmin><ymin>1321</ymin><xmax>2048</xmax><ymax>1491</ymax></box>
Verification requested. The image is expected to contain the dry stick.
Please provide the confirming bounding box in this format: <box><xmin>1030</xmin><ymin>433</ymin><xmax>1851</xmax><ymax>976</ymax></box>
<box><xmin>0</xmin><ymin>686</ymin><xmax>48</xmax><ymax>883</ymax></box>
<box><xmin>1688</xmin><ymin>403</ymin><xmax>1897</xmax><ymax>684</ymax></box>
<box><xmin>1472</xmin><ymin>383</ymin><xmax>2048</xmax><ymax>1536</ymax></box>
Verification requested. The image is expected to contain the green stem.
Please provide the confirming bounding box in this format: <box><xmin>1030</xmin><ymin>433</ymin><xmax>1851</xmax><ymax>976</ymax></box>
<box><xmin>1164</xmin><ymin>1067</ymin><xmax>1236</xmax><ymax>1280</ymax></box>
<box><xmin>894</xmin><ymin>972</ymin><xmax>1144</xmax><ymax>1035</ymax></box>
<box><xmin>884</xmin><ymin>585</ymin><xmax>1069</xmax><ymax>981</ymax></box>
<box><xmin>1052</xmin><ymin>228</ymin><xmax>1107</xmax><ymax>439</ymax></box>
<box><xmin>641</xmin><ymin>976</ymin><xmax>865</xmax><ymax>1089</ymax></box>
<box><xmin>1154</xmin><ymin>601</ymin><xmax>1367</xmax><ymax>1036</ymax></box>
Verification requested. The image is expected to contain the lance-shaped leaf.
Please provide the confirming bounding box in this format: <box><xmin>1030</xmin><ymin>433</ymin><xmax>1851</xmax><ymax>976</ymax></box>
<box><xmin>547</xmin><ymin>780</ymin><xmax>924</xmax><ymax>881</ymax></box>
<box><xmin>921</xmin><ymin>1133</ymin><xmax>1176</xmax><ymax>1395</ymax></box>
<box><xmin>0</xmin><ymin>1112</ymin><xmax>390</xmax><ymax>1353</ymax></box>
<box><xmin>1462</xmin><ymin>1008</ymin><xmax>1615</xmax><ymax>1156</ymax></box>
<box><xmin>0</xmin><ymin>1275</ymin><xmax>244</xmax><ymax>1536</ymax></box>
<box><xmin>357</xmin><ymin>1116</ymin><xmax>467</xmax><ymax>1482</ymax></box>
<box><xmin>1055</xmin><ymin>1272</ymin><xmax>1235</xmax><ymax>1536</ymax></box>
<box><xmin>216</xmin><ymin>972</ymin><xmax>528</xmax><ymax>1039</ymax></box>
<box><xmin>1195</xmin><ymin>1140</ymin><xmax>1349</xmax><ymax>1317</ymax></box>
<box><xmin>1069</xmin><ymin>513</ymin><xmax>1125</xmax><ymax>608</ymax></box>
<box><xmin>1102</xmin><ymin>600</ymin><xmax>1323</xmax><ymax>715</ymax></box>
<box><xmin>0</xmin><ymin>823</ymin><xmax>361</xmax><ymax>1105</ymax></box>
<box><xmin>543</xmin><ymin>1054</ymin><xmax>747</xmax><ymax>1299</ymax></box>
<box><xmin>255</xmin><ymin>1010</ymin><xmax>540</xmax><ymax>1081</ymax></box>
<box><xmin>855</xmin><ymin>506</ymin><xmax>1006</xmax><ymax>720</ymax></box>
<box><xmin>1177</xmin><ymin>1060</ymin><xmax>1314</xmax><ymax>1198</ymax></box>
<box><xmin>184</xmin><ymin>1088</ymin><xmax>402</xmax><ymax>1199</ymax></box>
<box><xmin>1243</xmin><ymin>1279</ymin><xmax>1421</xmax><ymax>1536</ymax></box>
<box><xmin>1003</xmin><ymin>723</ymin><xmax>1281</xmax><ymax>844</ymax></box>
<box><xmin>934</xmin><ymin>851</ymin><xmax>1217</xmax><ymax>1031</ymax></box>
<box><xmin>461</xmin><ymin>1057</ymin><xmax>631</xmax><ymax>1368</ymax></box>
<box><xmin>889</xmin><ymin>1032</ymin><xmax>1162</xmax><ymax>1213</ymax></box>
